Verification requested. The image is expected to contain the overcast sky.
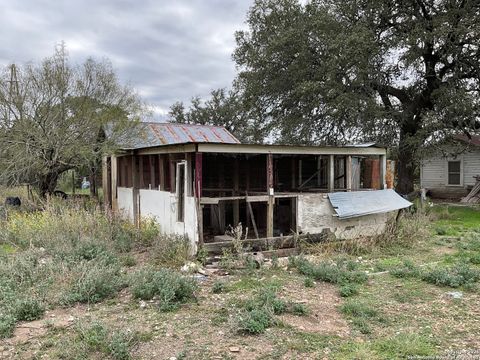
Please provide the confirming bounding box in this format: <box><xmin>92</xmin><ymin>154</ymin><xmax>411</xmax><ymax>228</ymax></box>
<box><xmin>0</xmin><ymin>0</ymin><xmax>252</xmax><ymax>120</ymax></box>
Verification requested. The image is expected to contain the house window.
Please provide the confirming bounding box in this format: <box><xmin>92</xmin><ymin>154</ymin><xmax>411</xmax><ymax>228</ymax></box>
<box><xmin>447</xmin><ymin>161</ymin><xmax>461</xmax><ymax>185</ymax></box>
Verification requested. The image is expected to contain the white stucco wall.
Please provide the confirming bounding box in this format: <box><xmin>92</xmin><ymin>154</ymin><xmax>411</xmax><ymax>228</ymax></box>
<box><xmin>117</xmin><ymin>187</ymin><xmax>134</xmax><ymax>220</ymax></box>
<box><xmin>117</xmin><ymin>187</ymin><xmax>198</xmax><ymax>253</ymax></box>
<box><xmin>138</xmin><ymin>189</ymin><xmax>198</xmax><ymax>251</ymax></box>
<box><xmin>297</xmin><ymin>193</ymin><xmax>390</xmax><ymax>239</ymax></box>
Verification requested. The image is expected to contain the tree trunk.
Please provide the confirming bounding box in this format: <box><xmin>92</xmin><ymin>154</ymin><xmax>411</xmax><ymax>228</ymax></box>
<box><xmin>39</xmin><ymin>172</ymin><xmax>59</xmax><ymax>197</ymax></box>
<box><xmin>396</xmin><ymin>129</ymin><xmax>416</xmax><ymax>195</ymax></box>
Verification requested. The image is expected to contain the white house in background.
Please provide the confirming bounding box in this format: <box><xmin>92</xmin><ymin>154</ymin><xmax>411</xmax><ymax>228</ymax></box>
<box><xmin>420</xmin><ymin>134</ymin><xmax>480</xmax><ymax>199</ymax></box>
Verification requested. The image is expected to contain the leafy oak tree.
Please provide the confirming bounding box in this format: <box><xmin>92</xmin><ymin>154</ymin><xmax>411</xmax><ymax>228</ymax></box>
<box><xmin>0</xmin><ymin>46</ymin><xmax>144</xmax><ymax>196</ymax></box>
<box><xmin>233</xmin><ymin>0</ymin><xmax>480</xmax><ymax>193</ymax></box>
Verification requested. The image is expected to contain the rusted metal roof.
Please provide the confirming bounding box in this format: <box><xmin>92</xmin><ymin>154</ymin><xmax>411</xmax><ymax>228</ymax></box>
<box><xmin>123</xmin><ymin>122</ymin><xmax>240</xmax><ymax>149</ymax></box>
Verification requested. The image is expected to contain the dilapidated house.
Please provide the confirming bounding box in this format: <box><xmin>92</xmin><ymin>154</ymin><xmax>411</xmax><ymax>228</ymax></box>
<box><xmin>103</xmin><ymin>123</ymin><xmax>410</xmax><ymax>254</ymax></box>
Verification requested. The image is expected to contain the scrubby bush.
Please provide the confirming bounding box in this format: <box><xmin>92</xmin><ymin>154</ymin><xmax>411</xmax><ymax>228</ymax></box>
<box><xmin>14</xmin><ymin>298</ymin><xmax>45</xmax><ymax>321</ymax></box>
<box><xmin>421</xmin><ymin>263</ymin><xmax>480</xmax><ymax>288</ymax></box>
<box><xmin>74</xmin><ymin>321</ymin><xmax>136</xmax><ymax>360</ymax></box>
<box><xmin>340</xmin><ymin>300</ymin><xmax>382</xmax><ymax>334</ymax></box>
<box><xmin>129</xmin><ymin>268</ymin><xmax>197</xmax><ymax>311</ymax></box>
<box><xmin>339</xmin><ymin>283</ymin><xmax>359</xmax><ymax>297</ymax></box>
<box><xmin>63</xmin><ymin>262</ymin><xmax>122</xmax><ymax>304</ymax></box>
<box><xmin>151</xmin><ymin>234</ymin><xmax>191</xmax><ymax>268</ymax></box>
<box><xmin>390</xmin><ymin>260</ymin><xmax>421</xmax><ymax>279</ymax></box>
<box><xmin>290</xmin><ymin>256</ymin><xmax>368</xmax><ymax>285</ymax></box>
<box><xmin>212</xmin><ymin>280</ymin><xmax>227</xmax><ymax>294</ymax></box>
<box><xmin>237</xmin><ymin>307</ymin><xmax>273</xmax><ymax>334</ymax></box>
<box><xmin>236</xmin><ymin>286</ymin><xmax>309</xmax><ymax>335</ymax></box>
<box><xmin>304</xmin><ymin>277</ymin><xmax>314</xmax><ymax>288</ymax></box>
<box><xmin>0</xmin><ymin>314</ymin><xmax>16</xmax><ymax>339</ymax></box>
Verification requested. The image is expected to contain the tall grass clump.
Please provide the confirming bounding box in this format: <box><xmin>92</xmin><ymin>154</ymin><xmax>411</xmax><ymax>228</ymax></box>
<box><xmin>129</xmin><ymin>268</ymin><xmax>197</xmax><ymax>311</ymax></box>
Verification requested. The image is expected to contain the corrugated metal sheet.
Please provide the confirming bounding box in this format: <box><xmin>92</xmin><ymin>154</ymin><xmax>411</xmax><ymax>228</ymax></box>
<box><xmin>123</xmin><ymin>122</ymin><xmax>240</xmax><ymax>149</ymax></box>
<box><xmin>328</xmin><ymin>189</ymin><xmax>412</xmax><ymax>219</ymax></box>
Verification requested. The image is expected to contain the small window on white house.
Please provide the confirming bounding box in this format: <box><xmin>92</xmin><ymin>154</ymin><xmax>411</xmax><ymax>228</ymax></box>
<box><xmin>447</xmin><ymin>161</ymin><xmax>461</xmax><ymax>185</ymax></box>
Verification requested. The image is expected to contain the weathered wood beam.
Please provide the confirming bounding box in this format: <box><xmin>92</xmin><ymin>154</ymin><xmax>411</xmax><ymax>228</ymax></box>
<box><xmin>111</xmin><ymin>155</ymin><xmax>118</xmax><ymax>211</ymax></box>
<box><xmin>346</xmin><ymin>155</ymin><xmax>352</xmax><ymax>191</ymax></box>
<box><xmin>267</xmin><ymin>153</ymin><xmax>274</xmax><ymax>238</ymax></box>
<box><xmin>328</xmin><ymin>154</ymin><xmax>335</xmax><ymax>192</ymax></box>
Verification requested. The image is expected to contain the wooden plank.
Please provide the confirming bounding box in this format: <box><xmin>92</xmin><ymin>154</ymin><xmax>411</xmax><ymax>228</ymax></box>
<box><xmin>197</xmin><ymin>143</ymin><xmax>387</xmax><ymax>156</ymax></box>
<box><xmin>246</xmin><ymin>193</ymin><xmax>259</xmax><ymax>239</ymax></box>
<box><xmin>233</xmin><ymin>157</ymin><xmax>240</xmax><ymax>226</ymax></box>
<box><xmin>102</xmin><ymin>156</ymin><xmax>110</xmax><ymax>210</ymax></box>
<box><xmin>195</xmin><ymin>153</ymin><xmax>203</xmax><ymax>198</ymax></box>
<box><xmin>132</xmin><ymin>155</ymin><xmax>140</xmax><ymax>228</ymax></box>
<box><xmin>194</xmin><ymin>152</ymin><xmax>204</xmax><ymax>246</ymax></box>
<box><xmin>110</xmin><ymin>155</ymin><xmax>118</xmax><ymax>211</ymax></box>
<box><xmin>139</xmin><ymin>155</ymin><xmax>144</xmax><ymax>189</ymax></box>
<box><xmin>291</xmin><ymin>157</ymin><xmax>296</xmax><ymax>189</ymax></box>
<box><xmin>149</xmin><ymin>155</ymin><xmax>155</xmax><ymax>189</ymax></box>
<box><xmin>328</xmin><ymin>154</ymin><xmax>335</xmax><ymax>192</ymax></box>
<box><xmin>169</xmin><ymin>154</ymin><xmax>175</xmax><ymax>193</ymax></box>
<box><xmin>346</xmin><ymin>155</ymin><xmax>352</xmax><ymax>191</ymax></box>
<box><xmin>267</xmin><ymin>153</ymin><xmax>274</xmax><ymax>238</ymax></box>
<box><xmin>158</xmin><ymin>154</ymin><xmax>165</xmax><ymax>190</ymax></box>
<box><xmin>380</xmin><ymin>154</ymin><xmax>387</xmax><ymax>189</ymax></box>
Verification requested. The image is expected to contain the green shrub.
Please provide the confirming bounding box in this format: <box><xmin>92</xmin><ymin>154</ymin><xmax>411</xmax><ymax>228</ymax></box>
<box><xmin>0</xmin><ymin>314</ymin><xmax>16</xmax><ymax>339</ymax></box>
<box><xmin>129</xmin><ymin>268</ymin><xmax>197</xmax><ymax>311</ymax></box>
<box><xmin>290</xmin><ymin>256</ymin><xmax>368</xmax><ymax>285</ymax></box>
<box><xmin>422</xmin><ymin>263</ymin><xmax>480</xmax><ymax>288</ymax></box>
<box><xmin>77</xmin><ymin>321</ymin><xmax>109</xmax><ymax>351</ymax></box>
<box><xmin>14</xmin><ymin>298</ymin><xmax>45</xmax><ymax>321</ymax></box>
<box><xmin>212</xmin><ymin>280</ymin><xmax>227</xmax><ymax>294</ymax></box>
<box><xmin>109</xmin><ymin>331</ymin><xmax>134</xmax><ymax>360</ymax></box>
<box><xmin>63</xmin><ymin>262</ymin><xmax>122</xmax><ymax>304</ymax></box>
<box><xmin>390</xmin><ymin>260</ymin><xmax>421</xmax><ymax>279</ymax></box>
<box><xmin>340</xmin><ymin>300</ymin><xmax>378</xmax><ymax>318</ymax></box>
<box><xmin>236</xmin><ymin>286</ymin><xmax>308</xmax><ymax>335</ymax></box>
<box><xmin>120</xmin><ymin>255</ymin><xmax>137</xmax><ymax>267</ymax></box>
<box><xmin>151</xmin><ymin>235</ymin><xmax>191</xmax><ymax>268</ymax></box>
<box><xmin>304</xmin><ymin>277</ymin><xmax>314</xmax><ymax>288</ymax></box>
<box><xmin>339</xmin><ymin>283</ymin><xmax>359</xmax><ymax>297</ymax></box>
<box><xmin>237</xmin><ymin>307</ymin><xmax>273</xmax><ymax>334</ymax></box>
<box><xmin>291</xmin><ymin>303</ymin><xmax>308</xmax><ymax>316</ymax></box>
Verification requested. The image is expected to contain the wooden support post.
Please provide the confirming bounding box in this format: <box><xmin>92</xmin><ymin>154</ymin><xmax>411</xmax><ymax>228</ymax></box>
<box><xmin>111</xmin><ymin>155</ymin><xmax>118</xmax><ymax>211</ymax></box>
<box><xmin>218</xmin><ymin>159</ymin><xmax>226</xmax><ymax>234</ymax></box>
<box><xmin>233</xmin><ymin>157</ymin><xmax>240</xmax><ymax>226</ymax></box>
<box><xmin>346</xmin><ymin>155</ymin><xmax>352</xmax><ymax>191</ymax></box>
<box><xmin>138</xmin><ymin>155</ymin><xmax>144</xmax><ymax>190</ymax></box>
<box><xmin>102</xmin><ymin>156</ymin><xmax>110</xmax><ymax>210</ymax></box>
<box><xmin>298</xmin><ymin>159</ymin><xmax>302</xmax><ymax>188</ymax></box>
<box><xmin>267</xmin><ymin>153</ymin><xmax>274</xmax><ymax>238</ymax></box>
<box><xmin>132</xmin><ymin>155</ymin><xmax>140</xmax><ymax>228</ymax></box>
<box><xmin>149</xmin><ymin>155</ymin><xmax>155</xmax><ymax>189</ymax></box>
<box><xmin>380</xmin><ymin>154</ymin><xmax>387</xmax><ymax>189</ymax></box>
<box><xmin>159</xmin><ymin>155</ymin><xmax>165</xmax><ymax>190</ymax></box>
<box><xmin>317</xmin><ymin>156</ymin><xmax>322</xmax><ymax>186</ymax></box>
<box><xmin>291</xmin><ymin>157</ymin><xmax>296</xmax><ymax>190</ymax></box>
<box><xmin>246</xmin><ymin>194</ymin><xmax>259</xmax><ymax>239</ymax></box>
<box><xmin>328</xmin><ymin>154</ymin><xmax>335</xmax><ymax>192</ymax></box>
<box><xmin>169</xmin><ymin>154</ymin><xmax>175</xmax><ymax>193</ymax></box>
<box><xmin>195</xmin><ymin>153</ymin><xmax>204</xmax><ymax>246</ymax></box>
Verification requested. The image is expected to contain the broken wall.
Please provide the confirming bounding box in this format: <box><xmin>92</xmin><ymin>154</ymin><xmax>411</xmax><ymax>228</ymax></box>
<box><xmin>297</xmin><ymin>193</ymin><xmax>391</xmax><ymax>239</ymax></box>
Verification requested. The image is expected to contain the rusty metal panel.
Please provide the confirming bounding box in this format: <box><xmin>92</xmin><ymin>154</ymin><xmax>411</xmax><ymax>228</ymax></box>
<box><xmin>328</xmin><ymin>189</ymin><xmax>412</xmax><ymax>219</ymax></box>
<box><xmin>123</xmin><ymin>122</ymin><xmax>240</xmax><ymax>149</ymax></box>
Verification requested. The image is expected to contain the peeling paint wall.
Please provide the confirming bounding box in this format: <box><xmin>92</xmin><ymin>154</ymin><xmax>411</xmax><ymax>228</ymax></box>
<box><xmin>297</xmin><ymin>193</ymin><xmax>391</xmax><ymax>239</ymax></box>
<box><xmin>117</xmin><ymin>187</ymin><xmax>198</xmax><ymax>253</ymax></box>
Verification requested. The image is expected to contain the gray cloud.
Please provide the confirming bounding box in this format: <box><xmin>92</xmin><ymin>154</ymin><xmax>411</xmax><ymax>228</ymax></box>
<box><xmin>0</xmin><ymin>0</ymin><xmax>251</xmax><ymax>119</ymax></box>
